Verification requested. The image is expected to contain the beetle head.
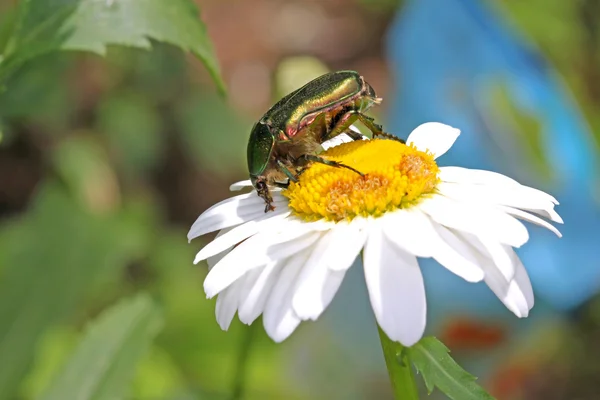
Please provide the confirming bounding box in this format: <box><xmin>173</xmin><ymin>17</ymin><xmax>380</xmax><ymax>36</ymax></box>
<box><xmin>361</xmin><ymin>77</ymin><xmax>382</xmax><ymax>105</ymax></box>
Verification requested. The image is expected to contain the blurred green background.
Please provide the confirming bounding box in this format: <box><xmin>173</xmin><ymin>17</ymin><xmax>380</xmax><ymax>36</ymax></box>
<box><xmin>0</xmin><ymin>0</ymin><xmax>599</xmax><ymax>399</ymax></box>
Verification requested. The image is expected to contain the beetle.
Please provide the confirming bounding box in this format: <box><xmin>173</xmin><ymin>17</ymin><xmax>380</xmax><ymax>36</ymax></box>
<box><xmin>247</xmin><ymin>70</ymin><xmax>404</xmax><ymax>212</ymax></box>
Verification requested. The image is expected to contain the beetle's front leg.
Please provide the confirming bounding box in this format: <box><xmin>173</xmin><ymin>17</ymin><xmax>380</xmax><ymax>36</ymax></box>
<box><xmin>276</xmin><ymin>159</ymin><xmax>299</xmax><ymax>183</ymax></box>
<box><xmin>255</xmin><ymin>178</ymin><xmax>275</xmax><ymax>212</ymax></box>
<box><xmin>298</xmin><ymin>154</ymin><xmax>364</xmax><ymax>177</ymax></box>
<box><xmin>325</xmin><ymin>110</ymin><xmax>406</xmax><ymax>144</ymax></box>
<box><xmin>357</xmin><ymin>112</ymin><xmax>406</xmax><ymax>143</ymax></box>
<box><xmin>355</xmin><ymin>113</ymin><xmax>406</xmax><ymax>144</ymax></box>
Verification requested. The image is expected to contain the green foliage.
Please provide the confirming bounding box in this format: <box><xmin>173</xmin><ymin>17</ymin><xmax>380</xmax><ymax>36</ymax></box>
<box><xmin>97</xmin><ymin>91</ymin><xmax>164</xmax><ymax>177</ymax></box>
<box><xmin>176</xmin><ymin>92</ymin><xmax>249</xmax><ymax>178</ymax></box>
<box><xmin>407</xmin><ymin>337</ymin><xmax>495</xmax><ymax>400</ymax></box>
<box><xmin>0</xmin><ymin>0</ymin><xmax>225</xmax><ymax>93</ymax></box>
<box><xmin>38</xmin><ymin>294</ymin><xmax>163</xmax><ymax>400</ymax></box>
<box><xmin>52</xmin><ymin>135</ymin><xmax>121</xmax><ymax>213</ymax></box>
<box><xmin>376</xmin><ymin>327</ymin><xmax>420</xmax><ymax>400</ymax></box>
<box><xmin>0</xmin><ymin>182</ymin><xmax>140</xmax><ymax>399</ymax></box>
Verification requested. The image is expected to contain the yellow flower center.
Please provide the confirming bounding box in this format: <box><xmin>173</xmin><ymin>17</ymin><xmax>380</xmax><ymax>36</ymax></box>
<box><xmin>282</xmin><ymin>139</ymin><xmax>440</xmax><ymax>221</ymax></box>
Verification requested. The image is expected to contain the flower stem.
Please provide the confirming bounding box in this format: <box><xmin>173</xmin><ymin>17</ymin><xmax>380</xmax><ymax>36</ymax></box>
<box><xmin>377</xmin><ymin>325</ymin><xmax>420</xmax><ymax>400</ymax></box>
<box><xmin>230</xmin><ymin>322</ymin><xmax>257</xmax><ymax>400</ymax></box>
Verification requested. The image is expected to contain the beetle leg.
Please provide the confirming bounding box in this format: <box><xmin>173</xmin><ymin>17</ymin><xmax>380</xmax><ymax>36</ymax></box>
<box><xmin>325</xmin><ymin>110</ymin><xmax>406</xmax><ymax>144</ymax></box>
<box><xmin>343</xmin><ymin>127</ymin><xmax>364</xmax><ymax>141</ymax></box>
<box><xmin>355</xmin><ymin>113</ymin><xmax>406</xmax><ymax>144</ymax></box>
<box><xmin>324</xmin><ymin>111</ymin><xmax>361</xmax><ymax>141</ymax></box>
<box><xmin>299</xmin><ymin>154</ymin><xmax>364</xmax><ymax>177</ymax></box>
<box><xmin>255</xmin><ymin>178</ymin><xmax>275</xmax><ymax>212</ymax></box>
<box><xmin>276</xmin><ymin>160</ymin><xmax>299</xmax><ymax>183</ymax></box>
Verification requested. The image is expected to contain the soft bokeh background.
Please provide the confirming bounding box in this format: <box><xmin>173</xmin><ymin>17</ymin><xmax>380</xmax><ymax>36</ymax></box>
<box><xmin>0</xmin><ymin>0</ymin><xmax>599</xmax><ymax>399</ymax></box>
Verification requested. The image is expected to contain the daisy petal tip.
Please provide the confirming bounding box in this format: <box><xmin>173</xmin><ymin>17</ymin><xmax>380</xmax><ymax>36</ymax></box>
<box><xmin>406</xmin><ymin>122</ymin><xmax>461</xmax><ymax>158</ymax></box>
<box><xmin>229</xmin><ymin>180</ymin><xmax>252</xmax><ymax>191</ymax></box>
<box><xmin>193</xmin><ymin>254</ymin><xmax>204</xmax><ymax>265</ymax></box>
<box><xmin>217</xmin><ymin>318</ymin><xmax>232</xmax><ymax>331</ymax></box>
<box><xmin>382</xmin><ymin>327</ymin><xmax>423</xmax><ymax>348</ymax></box>
<box><xmin>512</xmin><ymin>230</ymin><xmax>530</xmax><ymax>248</ymax></box>
<box><xmin>400</xmin><ymin>336</ymin><xmax>421</xmax><ymax>348</ymax></box>
<box><xmin>203</xmin><ymin>286</ymin><xmax>218</xmax><ymax>300</ymax></box>
<box><xmin>291</xmin><ymin>301</ymin><xmax>313</xmax><ymax>321</ymax></box>
<box><xmin>464</xmin><ymin>271</ymin><xmax>486</xmax><ymax>283</ymax></box>
<box><xmin>266</xmin><ymin>330</ymin><xmax>291</xmax><ymax>344</ymax></box>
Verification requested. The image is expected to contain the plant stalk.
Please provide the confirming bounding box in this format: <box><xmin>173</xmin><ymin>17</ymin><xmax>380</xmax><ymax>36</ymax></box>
<box><xmin>377</xmin><ymin>325</ymin><xmax>420</xmax><ymax>400</ymax></box>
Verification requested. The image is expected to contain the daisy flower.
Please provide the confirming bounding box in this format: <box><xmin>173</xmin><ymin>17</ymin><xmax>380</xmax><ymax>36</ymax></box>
<box><xmin>188</xmin><ymin>122</ymin><xmax>562</xmax><ymax>346</ymax></box>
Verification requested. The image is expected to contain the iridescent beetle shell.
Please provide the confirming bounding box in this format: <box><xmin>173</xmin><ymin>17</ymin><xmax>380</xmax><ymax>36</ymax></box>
<box><xmin>247</xmin><ymin>70</ymin><xmax>393</xmax><ymax>212</ymax></box>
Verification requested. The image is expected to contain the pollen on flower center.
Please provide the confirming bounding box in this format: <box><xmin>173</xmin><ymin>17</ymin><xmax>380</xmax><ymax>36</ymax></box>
<box><xmin>282</xmin><ymin>138</ymin><xmax>440</xmax><ymax>221</ymax></box>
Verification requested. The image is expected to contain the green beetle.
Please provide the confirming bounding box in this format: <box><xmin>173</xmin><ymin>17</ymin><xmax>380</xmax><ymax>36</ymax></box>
<box><xmin>247</xmin><ymin>70</ymin><xmax>403</xmax><ymax>212</ymax></box>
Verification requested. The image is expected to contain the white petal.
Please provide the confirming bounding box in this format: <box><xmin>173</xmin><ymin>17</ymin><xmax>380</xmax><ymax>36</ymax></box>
<box><xmin>263</xmin><ymin>250</ymin><xmax>309</xmax><ymax>342</ymax></box>
<box><xmin>436</xmin><ymin>182</ymin><xmax>558</xmax><ymax>219</ymax></box>
<box><xmin>511</xmin><ymin>251</ymin><xmax>535</xmax><ymax>310</ymax></box>
<box><xmin>206</xmin><ymin>227</ymin><xmax>234</xmax><ymax>270</ymax></box>
<box><xmin>324</xmin><ymin>220</ymin><xmax>367</xmax><ymax>271</ymax></box>
<box><xmin>521</xmin><ymin>207</ymin><xmax>564</xmax><ymax>224</ymax></box>
<box><xmin>406</xmin><ymin>122</ymin><xmax>460</xmax><ymax>159</ymax></box>
<box><xmin>269</xmin><ymin>217</ymin><xmax>333</xmax><ymax>236</ymax></box>
<box><xmin>382</xmin><ymin>209</ymin><xmax>439</xmax><ymax>257</ymax></box>
<box><xmin>293</xmin><ymin>231</ymin><xmax>346</xmax><ymax>320</ymax></box>
<box><xmin>363</xmin><ymin>223</ymin><xmax>427</xmax><ymax>346</ymax></box>
<box><xmin>215</xmin><ymin>278</ymin><xmax>242</xmax><ymax>331</ymax></box>
<box><xmin>297</xmin><ymin>269</ymin><xmax>346</xmax><ymax>322</ymax></box>
<box><xmin>457</xmin><ymin>231</ymin><xmax>532</xmax><ymax>317</ymax></box>
<box><xmin>439</xmin><ymin>166</ymin><xmax>520</xmax><ymax>186</ymax></box>
<box><xmin>188</xmin><ymin>192</ymin><xmax>289</xmax><ymax>241</ymax></box>
<box><xmin>230</xmin><ymin>180</ymin><xmax>253</xmax><ymax>191</ymax></box>
<box><xmin>238</xmin><ymin>260</ymin><xmax>282</xmax><ymax>324</ymax></box>
<box><xmin>477</xmin><ymin>236</ymin><xmax>515</xmax><ymax>281</ymax></box>
<box><xmin>418</xmin><ymin>195</ymin><xmax>529</xmax><ymax>247</ymax></box>
<box><xmin>203</xmin><ymin>230</ymin><xmax>321</xmax><ymax>298</ymax></box>
<box><xmin>194</xmin><ymin>212</ymin><xmax>290</xmax><ymax>263</ymax></box>
<box><xmin>498</xmin><ymin>206</ymin><xmax>562</xmax><ymax>237</ymax></box>
<box><xmin>428</xmin><ymin>223</ymin><xmax>486</xmax><ymax>282</ymax></box>
<box><xmin>439</xmin><ymin>167</ymin><xmax>559</xmax><ymax>205</ymax></box>
<box><xmin>483</xmin><ymin>264</ymin><xmax>529</xmax><ymax>318</ymax></box>
<box><xmin>383</xmin><ymin>209</ymin><xmax>484</xmax><ymax>282</ymax></box>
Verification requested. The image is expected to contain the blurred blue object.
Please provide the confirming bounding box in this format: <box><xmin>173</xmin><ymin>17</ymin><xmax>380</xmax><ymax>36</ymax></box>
<box><xmin>384</xmin><ymin>0</ymin><xmax>600</xmax><ymax>313</ymax></box>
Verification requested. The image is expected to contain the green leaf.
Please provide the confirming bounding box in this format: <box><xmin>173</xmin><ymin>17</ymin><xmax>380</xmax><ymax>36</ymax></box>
<box><xmin>0</xmin><ymin>182</ymin><xmax>138</xmax><ymax>399</ymax></box>
<box><xmin>0</xmin><ymin>0</ymin><xmax>225</xmax><ymax>93</ymax></box>
<box><xmin>97</xmin><ymin>90</ymin><xmax>164</xmax><ymax>177</ymax></box>
<box><xmin>407</xmin><ymin>337</ymin><xmax>495</xmax><ymax>400</ymax></box>
<box><xmin>38</xmin><ymin>294</ymin><xmax>163</xmax><ymax>400</ymax></box>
